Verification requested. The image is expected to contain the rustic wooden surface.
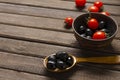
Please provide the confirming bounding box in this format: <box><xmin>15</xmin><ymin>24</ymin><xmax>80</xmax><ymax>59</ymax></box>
<box><xmin>0</xmin><ymin>0</ymin><xmax>120</xmax><ymax>80</ymax></box>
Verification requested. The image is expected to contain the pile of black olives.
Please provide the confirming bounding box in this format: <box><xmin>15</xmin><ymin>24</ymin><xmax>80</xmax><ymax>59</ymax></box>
<box><xmin>46</xmin><ymin>51</ymin><xmax>74</xmax><ymax>70</ymax></box>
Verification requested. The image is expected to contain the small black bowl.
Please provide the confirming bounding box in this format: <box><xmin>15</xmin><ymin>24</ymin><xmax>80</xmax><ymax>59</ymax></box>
<box><xmin>72</xmin><ymin>13</ymin><xmax>118</xmax><ymax>48</ymax></box>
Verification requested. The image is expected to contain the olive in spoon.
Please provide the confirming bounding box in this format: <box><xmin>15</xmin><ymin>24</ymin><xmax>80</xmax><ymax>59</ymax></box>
<box><xmin>43</xmin><ymin>51</ymin><xmax>120</xmax><ymax>72</ymax></box>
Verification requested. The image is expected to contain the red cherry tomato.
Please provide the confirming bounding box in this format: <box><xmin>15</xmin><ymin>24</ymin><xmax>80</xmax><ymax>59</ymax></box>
<box><xmin>88</xmin><ymin>6</ymin><xmax>99</xmax><ymax>12</ymax></box>
<box><xmin>88</xmin><ymin>18</ymin><xmax>99</xmax><ymax>30</ymax></box>
<box><xmin>92</xmin><ymin>31</ymin><xmax>106</xmax><ymax>39</ymax></box>
<box><xmin>75</xmin><ymin>0</ymin><xmax>86</xmax><ymax>7</ymax></box>
<box><xmin>94</xmin><ymin>1</ymin><xmax>103</xmax><ymax>9</ymax></box>
<box><xmin>64</xmin><ymin>17</ymin><xmax>73</xmax><ymax>27</ymax></box>
<box><xmin>101</xmin><ymin>12</ymin><xmax>110</xmax><ymax>16</ymax></box>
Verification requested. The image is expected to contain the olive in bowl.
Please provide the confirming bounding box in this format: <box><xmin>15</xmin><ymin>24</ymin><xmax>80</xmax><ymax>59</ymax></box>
<box><xmin>72</xmin><ymin>12</ymin><xmax>118</xmax><ymax>48</ymax></box>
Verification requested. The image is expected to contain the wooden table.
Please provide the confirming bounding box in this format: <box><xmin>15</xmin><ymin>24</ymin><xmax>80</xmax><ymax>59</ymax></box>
<box><xmin>0</xmin><ymin>0</ymin><xmax>120</xmax><ymax>80</ymax></box>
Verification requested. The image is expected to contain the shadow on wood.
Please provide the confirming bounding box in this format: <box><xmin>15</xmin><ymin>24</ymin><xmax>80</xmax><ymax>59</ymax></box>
<box><xmin>44</xmin><ymin>65</ymin><xmax>79</xmax><ymax>80</ymax></box>
<box><xmin>44</xmin><ymin>63</ymin><xmax>118</xmax><ymax>80</ymax></box>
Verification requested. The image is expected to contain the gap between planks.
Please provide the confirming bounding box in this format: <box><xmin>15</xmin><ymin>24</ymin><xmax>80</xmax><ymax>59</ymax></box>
<box><xmin>0</xmin><ymin>16</ymin><xmax>119</xmax><ymax>38</ymax></box>
<box><xmin>0</xmin><ymin>3</ymin><xmax>119</xmax><ymax>28</ymax></box>
<box><xmin>0</xmin><ymin>68</ymin><xmax>55</xmax><ymax>80</ymax></box>
<box><xmin>0</xmin><ymin>0</ymin><xmax>119</xmax><ymax>16</ymax></box>
<box><xmin>0</xmin><ymin>37</ymin><xmax>119</xmax><ymax>59</ymax></box>
<box><xmin>0</xmin><ymin>23</ymin><xmax>120</xmax><ymax>54</ymax></box>
<box><xmin>62</xmin><ymin>0</ymin><xmax>120</xmax><ymax>6</ymax></box>
<box><xmin>0</xmin><ymin>36</ymin><xmax>120</xmax><ymax>78</ymax></box>
<box><xmin>0</xmin><ymin>3</ymin><xmax>119</xmax><ymax>33</ymax></box>
<box><xmin>0</xmin><ymin>2</ymin><xmax>119</xmax><ymax>19</ymax></box>
<box><xmin>0</xmin><ymin>49</ymin><xmax>120</xmax><ymax>80</ymax></box>
<box><xmin>0</xmin><ymin>12</ymin><xmax>119</xmax><ymax>34</ymax></box>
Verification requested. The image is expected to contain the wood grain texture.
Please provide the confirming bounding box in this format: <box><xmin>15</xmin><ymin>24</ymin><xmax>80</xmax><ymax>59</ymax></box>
<box><xmin>0</xmin><ymin>24</ymin><xmax>120</xmax><ymax>54</ymax></box>
<box><xmin>0</xmin><ymin>0</ymin><xmax>119</xmax><ymax>80</ymax></box>
<box><xmin>0</xmin><ymin>68</ymin><xmax>54</xmax><ymax>80</ymax></box>
<box><xmin>0</xmin><ymin>0</ymin><xmax>119</xmax><ymax>15</ymax></box>
<box><xmin>63</xmin><ymin>0</ymin><xmax>120</xmax><ymax>6</ymax></box>
<box><xmin>0</xmin><ymin>37</ymin><xmax>120</xmax><ymax>70</ymax></box>
<box><xmin>0</xmin><ymin>12</ymin><xmax>71</xmax><ymax>32</ymax></box>
<box><xmin>0</xmin><ymin>37</ymin><xmax>119</xmax><ymax>58</ymax></box>
<box><xmin>0</xmin><ymin>12</ymin><xmax>119</xmax><ymax>35</ymax></box>
<box><xmin>0</xmin><ymin>3</ymin><xmax>119</xmax><ymax>25</ymax></box>
<box><xmin>87</xmin><ymin>0</ymin><xmax>120</xmax><ymax>6</ymax></box>
<box><xmin>0</xmin><ymin>51</ymin><xmax>45</xmax><ymax>74</ymax></box>
<box><xmin>0</xmin><ymin>8</ymin><xmax>119</xmax><ymax>34</ymax></box>
<box><xmin>0</xmin><ymin>51</ymin><xmax>120</xmax><ymax>80</ymax></box>
<box><xmin>0</xmin><ymin>24</ymin><xmax>75</xmax><ymax>45</ymax></box>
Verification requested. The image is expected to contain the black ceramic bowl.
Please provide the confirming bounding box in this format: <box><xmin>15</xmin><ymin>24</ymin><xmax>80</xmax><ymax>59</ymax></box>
<box><xmin>72</xmin><ymin>13</ymin><xmax>118</xmax><ymax>48</ymax></box>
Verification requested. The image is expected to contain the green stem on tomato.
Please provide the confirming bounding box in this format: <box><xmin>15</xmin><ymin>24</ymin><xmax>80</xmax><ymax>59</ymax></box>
<box><xmin>105</xmin><ymin>32</ymin><xmax>110</xmax><ymax>38</ymax></box>
<box><xmin>88</xmin><ymin>11</ymin><xmax>91</xmax><ymax>20</ymax></box>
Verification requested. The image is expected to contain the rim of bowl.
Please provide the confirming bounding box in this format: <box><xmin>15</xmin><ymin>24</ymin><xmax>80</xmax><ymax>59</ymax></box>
<box><xmin>72</xmin><ymin>12</ymin><xmax>118</xmax><ymax>42</ymax></box>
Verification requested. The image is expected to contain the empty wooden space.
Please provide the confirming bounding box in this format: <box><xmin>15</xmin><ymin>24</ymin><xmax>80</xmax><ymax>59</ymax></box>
<box><xmin>0</xmin><ymin>0</ymin><xmax>120</xmax><ymax>80</ymax></box>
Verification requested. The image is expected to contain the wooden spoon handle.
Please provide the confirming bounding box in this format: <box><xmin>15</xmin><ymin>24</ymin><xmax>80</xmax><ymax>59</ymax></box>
<box><xmin>76</xmin><ymin>55</ymin><xmax>120</xmax><ymax>64</ymax></box>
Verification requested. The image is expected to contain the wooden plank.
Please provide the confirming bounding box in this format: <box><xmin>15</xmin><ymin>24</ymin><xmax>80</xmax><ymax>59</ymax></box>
<box><xmin>0</xmin><ymin>0</ymin><xmax>119</xmax><ymax>15</ymax></box>
<box><xmin>0</xmin><ymin>12</ymin><xmax>72</xmax><ymax>32</ymax></box>
<box><xmin>0</xmin><ymin>24</ymin><xmax>75</xmax><ymax>45</ymax></box>
<box><xmin>1</xmin><ymin>36</ymin><xmax>120</xmax><ymax>71</ymax></box>
<box><xmin>0</xmin><ymin>1</ymin><xmax>119</xmax><ymax>80</ymax></box>
<box><xmin>0</xmin><ymin>37</ymin><xmax>81</xmax><ymax>57</ymax></box>
<box><xmin>63</xmin><ymin>0</ymin><xmax>120</xmax><ymax>6</ymax></box>
<box><xmin>87</xmin><ymin>0</ymin><xmax>120</xmax><ymax>6</ymax></box>
<box><xmin>0</xmin><ymin>24</ymin><xmax>120</xmax><ymax>54</ymax></box>
<box><xmin>0</xmin><ymin>37</ymin><xmax>118</xmax><ymax>58</ymax></box>
<box><xmin>0</xmin><ymin>37</ymin><xmax>78</xmax><ymax>57</ymax></box>
<box><xmin>0</xmin><ymin>12</ymin><xmax>119</xmax><ymax>35</ymax></box>
<box><xmin>0</xmin><ymin>51</ymin><xmax>45</xmax><ymax>75</ymax></box>
<box><xmin>0</xmin><ymin>37</ymin><xmax>120</xmax><ymax>70</ymax></box>
<box><xmin>0</xmin><ymin>3</ymin><xmax>119</xmax><ymax>25</ymax></box>
<box><xmin>0</xmin><ymin>51</ymin><xmax>120</xmax><ymax>80</ymax></box>
<box><xmin>0</xmin><ymin>68</ymin><xmax>54</xmax><ymax>80</ymax></box>
<box><xmin>0</xmin><ymin>2</ymin><xmax>78</xmax><ymax>19</ymax></box>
